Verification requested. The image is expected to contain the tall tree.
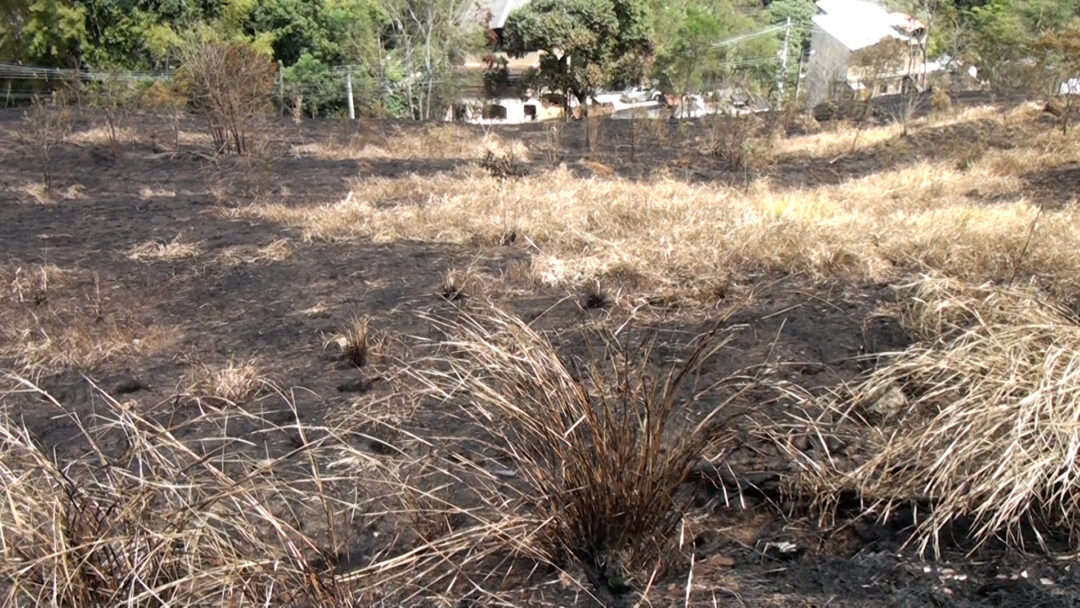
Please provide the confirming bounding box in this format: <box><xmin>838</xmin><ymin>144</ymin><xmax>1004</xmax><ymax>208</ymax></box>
<box><xmin>649</xmin><ymin>0</ymin><xmax>777</xmax><ymax>98</ymax></box>
<box><xmin>1035</xmin><ymin>17</ymin><xmax>1080</xmax><ymax>133</ymax></box>
<box><xmin>503</xmin><ymin>0</ymin><xmax>653</xmax><ymax>115</ymax></box>
<box><xmin>381</xmin><ymin>0</ymin><xmax>481</xmax><ymax>120</ymax></box>
<box><xmin>1</xmin><ymin>0</ymin><xmax>86</xmax><ymax>66</ymax></box>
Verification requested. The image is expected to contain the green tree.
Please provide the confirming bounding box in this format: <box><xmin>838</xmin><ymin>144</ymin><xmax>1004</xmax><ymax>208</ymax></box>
<box><xmin>241</xmin><ymin>0</ymin><xmax>325</xmax><ymax>66</ymax></box>
<box><xmin>767</xmin><ymin>0</ymin><xmax>816</xmax><ymax>54</ymax></box>
<box><xmin>503</xmin><ymin>0</ymin><xmax>653</xmax><ymax>115</ymax></box>
<box><xmin>1035</xmin><ymin>18</ymin><xmax>1080</xmax><ymax>133</ymax></box>
<box><xmin>381</xmin><ymin>0</ymin><xmax>482</xmax><ymax>120</ymax></box>
<box><xmin>0</xmin><ymin>0</ymin><xmax>86</xmax><ymax>66</ymax></box>
<box><xmin>958</xmin><ymin>0</ymin><xmax>1079</xmax><ymax>89</ymax></box>
<box><xmin>649</xmin><ymin>0</ymin><xmax>777</xmax><ymax>98</ymax></box>
<box><xmin>283</xmin><ymin>51</ymin><xmax>335</xmax><ymax>117</ymax></box>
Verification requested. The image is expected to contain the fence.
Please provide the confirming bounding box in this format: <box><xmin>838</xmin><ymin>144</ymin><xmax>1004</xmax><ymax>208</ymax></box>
<box><xmin>0</xmin><ymin>61</ymin><xmax>472</xmax><ymax>121</ymax></box>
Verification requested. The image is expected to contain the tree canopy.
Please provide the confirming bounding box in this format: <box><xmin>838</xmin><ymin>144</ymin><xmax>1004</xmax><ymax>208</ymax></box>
<box><xmin>2</xmin><ymin>0</ymin><xmax>1079</xmax><ymax>117</ymax></box>
<box><xmin>502</xmin><ymin>0</ymin><xmax>653</xmax><ymax>111</ymax></box>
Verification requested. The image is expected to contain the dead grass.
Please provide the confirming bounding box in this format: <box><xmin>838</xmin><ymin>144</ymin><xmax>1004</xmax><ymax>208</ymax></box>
<box><xmin>128</xmin><ymin>235</ymin><xmax>202</xmax><ymax>262</ymax></box>
<box><xmin>0</xmin><ymin>311</ymin><xmax>173</xmax><ymax>377</ymax></box>
<box><xmin>773</xmin><ymin>103</ymin><xmax>1036</xmax><ymax>160</ymax></box>
<box><xmin>294</xmin><ymin>123</ymin><xmax>518</xmax><ymax>162</ymax></box>
<box><xmin>0</xmin><ymin>266</ymin><xmax>175</xmax><ymax>377</ymax></box>
<box><xmin>138</xmin><ymin>185</ymin><xmax>177</xmax><ymax>200</ymax></box>
<box><xmin>786</xmin><ymin>275</ymin><xmax>1080</xmax><ymax>556</ymax></box>
<box><xmin>0</xmin><ymin>264</ymin><xmax>66</xmax><ymax>303</ymax></box>
<box><xmin>407</xmin><ymin>310</ymin><xmax>745</xmax><ymax>592</ymax></box>
<box><xmin>0</xmin><ymin>377</ymin><xmax>387</xmax><ymax>606</ymax></box>
<box><xmin>15</xmin><ymin>182</ymin><xmax>86</xmax><ymax>205</ymax></box>
<box><xmin>215</xmin><ymin>238</ymin><xmax>294</xmax><ymax>266</ymax></box>
<box><xmin>236</xmin><ymin>116</ymin><xmax>1080</xmax><ymax>303</ymax></box>
<box><xmin>327</xmin><ymin>315</ymin><xmax>387</xmax><ymax>368</ymax></box>
<box><xmin>68</xmin><ymin>125</ymin><xmax>141</xmax><ymax>146</ymax></box>
<box><xmin>184</xmin><ymin>358</ymin><xmax>268</xmax><ymax>404</ymax></box>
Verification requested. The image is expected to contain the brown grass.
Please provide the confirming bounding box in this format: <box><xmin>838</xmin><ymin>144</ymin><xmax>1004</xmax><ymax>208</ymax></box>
<box><xmin>0</xmin><ymin>265</ymin><xmax>175</xmax><ymax>377</ymax></box>
<box><xmin>68</xmin><ymin>125</ymin><xmax>142</xmax><ymax>146</ymax></box>
<box><xmin>784</xmin><ymin>276</ymin><xmax>1080</xmax><ymax>556</ymax></box>
<box><xmin>138</xmin><ymin>185</ymin><xmax>177</xmax><ymax>200</ymax></box>
<box><xmin>236</xmin><ymin>114</ymin><xmax>1080</xmax><ymax>303</ymax></box>
<box><xmin>0</xmin><ymin>264</ymin><xmax>66</xmax><ymax>303</ymax></box>
<box><xmin>406</xmin><ymin>310</ymin><xmax>745</xmax><ymax>592</ymax></box>
<box><xmin>293</xmin><ymin>123</ymin><xmax>509</xmax><ymax>161</ymax></box>
<box><xmin>328</xmin><ymin>315</ymin><xmax>385</xmax><ymax>367</ymax></box>
<box><xmin>15</xmin><ymin>182</ymin><xmax>86</xmax><ymax>205</ymax></box>
<box><xmin>184</xmin><ymin>358</ymin><xmax>269</xmax><ymax>404</ymax></box>
<box><xmin>216</xmin><ymin>238</ymin><xmax>294</xmax><ymax>266</ymax></box>
<box><xmin>0</xmin><ymin>378</ymin><xmax>381</xmax><ymax>606</ymax></box>
<box><xmin>128</xmin><ymin>236</ymin><xmax>202</xmax><ymax>262</ymax></box>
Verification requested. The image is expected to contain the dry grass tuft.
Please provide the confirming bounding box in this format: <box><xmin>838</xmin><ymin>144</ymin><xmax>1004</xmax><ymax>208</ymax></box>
<box><xmin>68</xmin><ymin>125</ymin><xmax>141</xmax><ymax>146</ymax></box>
<box><xmin>216</xmin><ymin>239</ymin><xmax>294</xmax><ymax>266</ymax></box>
<box><xmin>329</xmin><ymin>316</ymin><xmax>385</xmax><ymax>368</ymax></box>
<box><xmin>0</xmin><ymin>377</ymin><xmax>384</xmax><ymax>607</ymax></box>
<box><xmin>790</xmin><ymin>276</ymin><xmax>1080</xmax><ymax>556</ymax></box>
<box><xmin>298</xmin><ymin>123</ymin><xmax>510</xmax><ymax>162</ymax></box>
<box><xmin>4</xmin><ymin>320</ymin><xmax>172</xmax><ymax>377</ymax></box>
<box><xmin>412</xmin><ymin>310</ymin><xmax>743</xmax><ymax>592</ymax></box>
<box><xmin>138</xmin><ymin>185</ymin><xmax>177</xmax><ymax>200</ymax></box>
<box><xmin>0</xmin><ymin>266</ymin><xmax>176</xmax><ymax>376</ymax></box>
<box><xmin>0</xmin><ymin>264</ymin><xmax>66</xmax><ymax>304</ymax></box>
<box><xmin>185</xmin><ymin>358</ymin><xmax>269</xmax><ymax>404</ymax></box>
<box><xmin>15</xmin><ymin>182</ymin><xmax>85</xmax><ymax>205</ymax></box>
<box><xmin>440</xmin><ymin>267</ymin><xmax>471</xmax><ymax>302</ymax></box>
<box><xmin>128</xmin><ymin>236</ymin><xmax>202</xmax><ymax>262</ymax></box>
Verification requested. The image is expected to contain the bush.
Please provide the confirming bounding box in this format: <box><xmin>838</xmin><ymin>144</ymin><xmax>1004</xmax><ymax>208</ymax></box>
<box><xmin>930</xmin><ymin>88</ymin><xmax>952</xmax><ymax>114</ymax></box>
<box><xmin>176</xmin><ymin>40</ymin><xmax>276</xmax><ymax>155</ymax></box>
<box><xmin>416</xmin><ymin>311</ymin><xmax>740</xmax><ymax>593</ymax></box>
<box><xmin>709</xmin><ymin>114</ymin><xmax>766</xmax><ymax>170</ymax></box>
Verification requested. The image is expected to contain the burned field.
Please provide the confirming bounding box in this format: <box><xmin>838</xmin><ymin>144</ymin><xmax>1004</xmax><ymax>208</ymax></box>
<box><xmin>1</xmin><ymin>105</ymin><xmax>1079</xmax><ymax>606</ymax></box>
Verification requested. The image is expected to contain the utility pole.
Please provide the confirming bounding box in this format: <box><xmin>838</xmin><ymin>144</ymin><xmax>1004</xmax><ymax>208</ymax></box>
<box><xmin>346</xmin><ymin>70</ymin><xmax>355</xmax><ymax>120</ymax></box>
<box><xmin>776</xmin><ymin>17</ymin><xmax>791</xmax><ymax>110</ymax></box>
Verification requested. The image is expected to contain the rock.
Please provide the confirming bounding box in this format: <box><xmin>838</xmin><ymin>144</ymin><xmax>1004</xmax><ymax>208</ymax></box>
<box><xmin>761</xmin><ymin>540</ymin><xmax>803</xmax><ymax>561</ymax></box>
<box><xmin>864</xmin><ymin>383</ymin><xmax>907</xmax><ymax>419</ymax></box>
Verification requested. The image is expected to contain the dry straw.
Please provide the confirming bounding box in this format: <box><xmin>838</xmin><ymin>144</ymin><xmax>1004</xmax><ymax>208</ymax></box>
<box><xmin>408</xmin><ymin>309</ymin><xmax>746</xmax><ymax>591</ymax></box>
<box><xmin>792</xmin><ymin>276</ymin><xmax>1080</xmax><ymax>556</ymax></box>
<box><xmin>236</xmin><ymin>111</ymin><xmax>1080</xmax><ymax>304</ymax></box>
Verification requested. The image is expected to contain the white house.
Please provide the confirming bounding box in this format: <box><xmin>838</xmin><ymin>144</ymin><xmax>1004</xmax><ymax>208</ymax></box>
<box><xmin>804</xmin><ymin>0</ymin><xmax>928</xmax><ymax>107</ymax></box>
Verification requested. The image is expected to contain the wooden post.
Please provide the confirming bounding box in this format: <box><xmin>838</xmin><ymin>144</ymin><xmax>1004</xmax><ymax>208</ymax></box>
<box><xmin>346</xmin><ymin>70</ymin><xmax>355</xmax><ymax>120</ymax></box>
<box><xmin>277</xmin><ymin>61</ymin><xmax>284</xmax><ymax>114</ymax></box>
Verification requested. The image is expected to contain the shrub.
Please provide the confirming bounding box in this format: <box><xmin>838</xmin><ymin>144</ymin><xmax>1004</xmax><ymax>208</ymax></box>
<box><xmin>709</xmin><ymin>114</ymin><xmax>766</xmax><ymax>171</ymax></box>
<box><xmin>416</xmin><ymin>311</ymin><xmax>741</xmax><ymax>593</ymax></box>
<box><xmin>21</xmin><ymin>97</ymin><xmax>73</xmax><ymax>190</ymax></box>
<box><xmin>930</xmin><ymin>88</ymin><xmax>952</xmax><ymax>114</ymax></box>
<box><xmin>176</xmin><ymin>40</ymin><xmax>276</xmax><ymax>155</ymax></box>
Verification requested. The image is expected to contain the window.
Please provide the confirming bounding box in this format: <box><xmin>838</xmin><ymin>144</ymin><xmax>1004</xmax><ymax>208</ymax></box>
<box><xmin>482</xmin><ymin>104</ymin><xmax>508</xmax><ymax>120</ymax></box>
<box><xmin>524</xmin><ymin>105</ymin><xmax>537</xmax><ymax>120</ymax></box>
<box><xmin>879</xmin><ymin>83</ymin><xmax>889</xmax><ymax>94</ymax></box>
